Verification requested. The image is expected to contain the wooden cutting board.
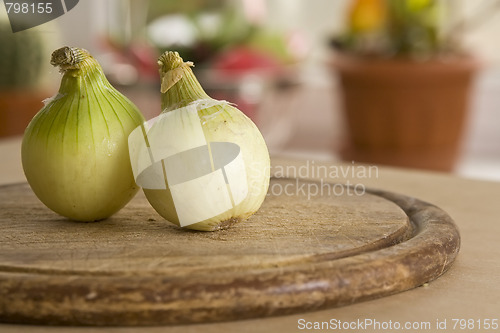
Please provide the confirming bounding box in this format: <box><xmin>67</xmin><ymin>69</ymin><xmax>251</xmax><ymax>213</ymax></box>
<box><xmin>0</xmin><ymin>178</ymin><xmax>460</xmax><ymax>326</ymax></box>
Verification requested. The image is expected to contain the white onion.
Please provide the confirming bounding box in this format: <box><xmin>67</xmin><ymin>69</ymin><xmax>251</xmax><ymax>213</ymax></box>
<box><xmin>22</xmin><ymin>47</ymin><xmax>145</xmax><ymax>221</ymax></box>
<box><xmin>128</xmin><ymin>51</ymin><xmax>270</xmax><ymax>231</ymax></box>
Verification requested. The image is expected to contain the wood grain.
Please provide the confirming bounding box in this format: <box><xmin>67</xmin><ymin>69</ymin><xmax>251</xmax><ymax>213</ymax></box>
<box><xmin>0</xmin><ymin>178</ymin><xmax>460</xmax><ymax>326</ymax></box>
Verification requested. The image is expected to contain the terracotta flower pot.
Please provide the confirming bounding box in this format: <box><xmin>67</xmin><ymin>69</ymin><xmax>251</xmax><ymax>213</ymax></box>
<box><xmin>0</xmin><ymin>90</ymin><xmax>46</xmax><ymax>138</ymax></box>
<box><xmin>332</xmin><ymin>55</ymin><xmax>477</xmax><ymax>171</ymax></box>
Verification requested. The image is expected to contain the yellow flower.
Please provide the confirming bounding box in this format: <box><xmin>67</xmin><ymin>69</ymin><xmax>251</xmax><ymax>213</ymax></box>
<box><xmin>348</xmin><ymin>0</ymin><xmax>386</xmax><ymax>33</ymax></box>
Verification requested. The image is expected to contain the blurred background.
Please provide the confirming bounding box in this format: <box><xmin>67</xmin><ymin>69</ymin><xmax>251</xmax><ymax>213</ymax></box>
<box><xmin>1</xmin><ymin>0</ymin><xmax>499</xmax><ymax>181</ymax></box>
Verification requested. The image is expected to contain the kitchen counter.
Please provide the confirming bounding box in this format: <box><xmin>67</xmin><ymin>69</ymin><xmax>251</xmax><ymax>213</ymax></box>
<box><xmin>1</xmin><ymin>136</ymin><xmax>499</xmax><ymax>333</ymax></box>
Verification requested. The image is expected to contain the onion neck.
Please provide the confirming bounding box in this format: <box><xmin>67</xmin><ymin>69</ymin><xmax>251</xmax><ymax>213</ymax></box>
<box><xmin>51</xmin><ymin>46</ymin><xmax>111</xmax><ymax>95</ymax></box>
<box><xmin>158</xmin><ymin>51</ymin><xmax>211</xmax><ymax>112</ymax></box>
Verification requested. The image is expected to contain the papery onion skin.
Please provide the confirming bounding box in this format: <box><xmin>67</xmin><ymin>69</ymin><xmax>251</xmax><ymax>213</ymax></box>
<box><xmin>142</xmin><ymin>51</ymin><xmax>270</xmax><ymax>231</ymax></box>
<box><xmin>21</xmin><ymin>47</ymin><xmax>145</xmax><ymax>222</ymax></box>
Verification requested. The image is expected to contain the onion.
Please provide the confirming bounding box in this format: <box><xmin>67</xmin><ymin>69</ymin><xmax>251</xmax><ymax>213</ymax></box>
<box><xmin>128</xmin><ymin>51</ymin><xmax>270</xmax><ymax>231</ymax></box>
<box><xmin>21</xmin><ymin>47</ymin><xmax>145</xmax><ymax>221</ymax></box>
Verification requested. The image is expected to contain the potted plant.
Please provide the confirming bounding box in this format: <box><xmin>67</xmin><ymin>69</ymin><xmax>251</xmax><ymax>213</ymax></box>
<box><xmin>330</xmin><ymin>0</ymin><xmax>486</xmax><ymax>171</ymax></box>
<box><xmin>0</xmin><ymin>20</ymin><xmax>48</xmax><ymax>138</ymax></box>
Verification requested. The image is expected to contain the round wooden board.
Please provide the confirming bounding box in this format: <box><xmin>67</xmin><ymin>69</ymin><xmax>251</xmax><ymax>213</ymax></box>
<box><xmin>0</xmin><ymin>178</ymin><xmax>460</xmax><ymax>326</ymax></box>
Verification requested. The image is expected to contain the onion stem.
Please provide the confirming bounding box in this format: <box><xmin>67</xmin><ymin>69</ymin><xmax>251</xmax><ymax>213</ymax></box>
<box><xmin>158</xmin><ymin>51</ymin><xmax>211</xmax><ymax>111</ymax></box>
